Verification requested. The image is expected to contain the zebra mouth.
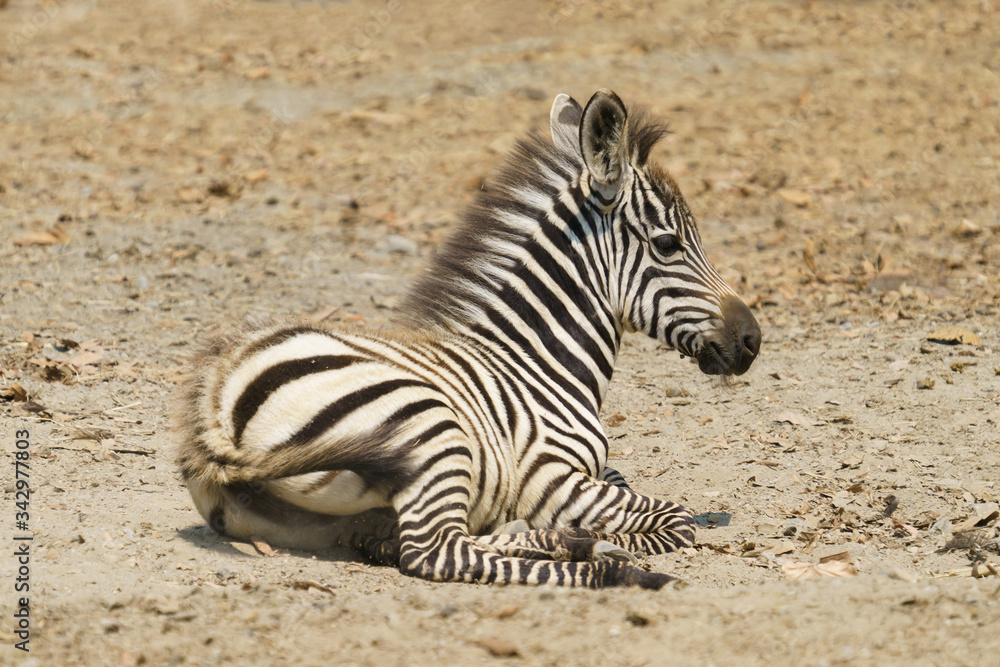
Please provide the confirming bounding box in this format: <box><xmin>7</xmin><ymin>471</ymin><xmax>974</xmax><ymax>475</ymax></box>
<box><xmin>697</xmin><ymin>337</ymin><xmax>758</xmax><ymax>376</ymax></box>
<box><xmin>697</xmin><ymin>342</ymin><xmax>737</xmax><ymax>375</ymax></box>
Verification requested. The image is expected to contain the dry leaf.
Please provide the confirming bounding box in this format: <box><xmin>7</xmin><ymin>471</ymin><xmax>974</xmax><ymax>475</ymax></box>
<box><xmin>176</xmin><ymin>187</ymin><xmax>205</xmax><ymax>204</ymax></box>
<box><xmin>953</xmin><ymin>509</ymin><xmax>1000</xmax><ymax>533</ymax></box>
<box><xmin>840</xmin><ymin>454</ymin><xmax>864</xmax><ymax>469</ymax></box>
<box><xmin>346</xmin><ymin>110</ymin><xmax>409</xmax><ymax>126</ymax></box>
<box><xmin>926</xmin><ymin>326</ymin><xmax>979</xmax><ymax>346</ymax></box>
<box><xmin>818</xmin><ymin>561</ymin><xmax>857</xmax><ymax>577</ymax></box>
<box><xmin>953</xmin><ymin>219</ymin><xmax>981</xmax><ymax>237</ymax></box>
<box><xmin>0</xmin><ymin>383</ymin><xmax>28</xmax><ymax>402</ymax></box>
<box><xmin>251</xmin><ymin>536</ymin><xmax>278</xmax><ymax>557</ymax></box>
<box><xmin>290</xmin><ymin>580</ymin><xmax>336</xmax><ymax>595</ymax></box>
<box><xmin>818</xmin><ymin>550</ymin><xmax>853</xmax><ymax>564</ymax></box>
<box><xmin>972</xmin><ymin>562</ymin><xmax>999</xmax><ymax>578</ymax></box>
<box><xmin>803</xmin><ymin>239</ymin><xmax>819</xmax><ymax>275</ymax></box>
<box><xmin>490</xmin><ymin>604</ymin><xmax>522</xmax><ymax>619</ymax></box>
<box><xmin>474</xmin><ymin>638</ymin><xmax>519</xmax><ymax>658</ymax></box>
<box><xmin>774</xmin><ymin>411</ymin><xmax>821</xmax><ymax>426</ymax></box>
<box><xmin>57</xmin><ymin>338</ymin><xmax>80</xmax><ymax>350</ymax></box>
<box><xmin>245</xmin><ymin>168</ymin><xmax>269</xmax><ymax>183</ymax></box>
<box><xmin>782</xmin><ymin>559</ymin><xmax>857</xmax><ymax>580</ymax></box>
<box><xmin>889</xmin><ymin>359</ymin><xmax>909</xmax><ymax>372</ymax></box>
<box><xmin>13</xmin><ymin>225</ymin><xmax>70</xmax><ymax>246</ymax></box>
<box><xmin>73</xmin><ymin>141</ymin><xmax>95</xmax><ymax>159</ymax></box>
<box><xmin>245</xmin><ymin>66</ymin><xmax>270</xmax><ymax>80</ymax></box>
<box><xmin>28</xmin><ymin>357</ymin><xmax>74</xmax><ymax>383</ymax></box>
<box><xmin>776</xmin><ymin>188</ymin><xmax>812</xmax><ymax>207</ymax></box>
<box><xmin>606</xmin><ymin>412</ymin><xmax>627</xmax><ymax>427</ymax></box>
<box><xmin>68</xmin><ymin>350</ymin><xmax>104</xmax><ymax>369</ymax></box>
<box><xmin>207</xmin><ymin>180</ymin><xmax>236</xmax><ymax>198</ymax></box>
<box><xmin>781</xmin><ymin>562</ymin><xmax>815</xmax><ymax>579</ymax></box>
<box><xmin>53</xmin><ymin>443</ymin><xmax>99</xmax><ymax>455</ymax></box>
<box><xmin>371</xmin><ymin>294</ymin><xmax>399</xmax><ymax>310</ymax></box>
<box><xmin>70</xmin><ymin>426</ymin><xmax>114</xmax><ymax>442</ymax></box>
<box><xmin>99</xmin><ymin>439</ymin><xmax>121</xmax><ymax>460</ymax></box>
<box><xmin>932</xmin><ymin>563</ymin><xmax>999</xmax><ymax>579</ymax></box>
<box><xmin>304</xmin><ymin>305</ymin><xmax>339</xmax><ymax>322</ymax></box>
<box><xmin>625</xmin><ymin>611</ymin><xmax>651</xmax><ymax>626</ymax></box>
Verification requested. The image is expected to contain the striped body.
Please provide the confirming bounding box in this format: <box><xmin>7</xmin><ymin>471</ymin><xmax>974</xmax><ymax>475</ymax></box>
<box><xmin>177</xmin><ymin>90</ymin><xmax>760</xmax><ymax>589</ymax></box>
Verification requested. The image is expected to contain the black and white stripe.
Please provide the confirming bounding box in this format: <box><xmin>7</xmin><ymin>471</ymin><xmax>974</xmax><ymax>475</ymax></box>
<box><xmin>176</xmin><ymin>90</ymin><xmax>760</xmax><ymax>589</ymax></box>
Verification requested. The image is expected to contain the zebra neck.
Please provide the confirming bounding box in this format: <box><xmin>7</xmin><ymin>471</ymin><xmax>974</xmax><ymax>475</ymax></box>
<box><xmin>399</xmin><ymin>207</ymin><xmax>622</xmax><ymax>415</ymax></box>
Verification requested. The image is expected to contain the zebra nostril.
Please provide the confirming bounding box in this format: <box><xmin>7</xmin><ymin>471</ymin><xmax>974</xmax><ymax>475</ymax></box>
<box><xmin>743</xmin><ymin>332</ymin><xmax>760</xmax><ymax>357</ymax></box>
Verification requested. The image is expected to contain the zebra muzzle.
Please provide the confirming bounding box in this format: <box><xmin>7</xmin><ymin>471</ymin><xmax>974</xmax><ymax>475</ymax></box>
<box><xmin>697</xmin><ymin>295</ymin><xmax>761</xmax><ymax>376</ymax></box>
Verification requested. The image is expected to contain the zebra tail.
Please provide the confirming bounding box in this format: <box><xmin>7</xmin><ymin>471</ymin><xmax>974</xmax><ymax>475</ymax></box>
<box><xmin>175</xmin><ymin>376</ymin><xmax>412</xmax><ymax>546</ymax></box>
<box><xmin>177</xmin><ymin>415</ymin><xmax>417</xmax><ymax>490</ymax></box>
<box><xmin>173</xmin><ymin>323</ymin><xmax>418</xmax><ymax>492</ymax></box>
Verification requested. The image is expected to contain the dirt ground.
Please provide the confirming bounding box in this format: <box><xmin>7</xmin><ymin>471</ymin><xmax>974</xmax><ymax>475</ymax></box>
<box><xmin>2</xmin><ymin>0</ymin><xmax>999</xmax><ymax>665</ymax></box>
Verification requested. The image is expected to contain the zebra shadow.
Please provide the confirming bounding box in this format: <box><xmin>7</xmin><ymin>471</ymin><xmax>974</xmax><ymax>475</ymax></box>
<box><xmin>693</xmin><ymin>512</ymin><xmax>731</xmax><ymax>527</ymax></box>
<box><xmin>174</xmin><ymin>523</ymin><xmax>361</xmax><ymax>564</ymax></box>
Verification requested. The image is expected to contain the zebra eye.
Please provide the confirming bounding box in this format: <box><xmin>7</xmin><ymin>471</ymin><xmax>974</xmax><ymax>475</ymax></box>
<box><xmin>652</xmin><ymin>234</ymin><xmax>681</xmax><ymax>256</ymax></box>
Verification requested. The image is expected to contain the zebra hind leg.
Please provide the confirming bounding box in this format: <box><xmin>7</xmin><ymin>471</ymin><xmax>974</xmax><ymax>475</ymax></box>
<box><xmin>358</xmin><ymin>535</ymin><xmax>402</xmax><ymax>566</ymax></box>
<box><xmin>598</xmin><ymin>466</ymin><xmax>631</xmax><ymax>490</ymax></box>
<box><xmin>475</xmin><ymin>522</ymin><xmax>638</xmax><ymax>564</ymax></box>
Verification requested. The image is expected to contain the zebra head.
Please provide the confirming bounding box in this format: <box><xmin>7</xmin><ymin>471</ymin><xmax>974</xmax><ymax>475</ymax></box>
<box><xmin>552</xmin><ymin>90</ymin><xmax>760</xmax><ymax>376</ymax></box>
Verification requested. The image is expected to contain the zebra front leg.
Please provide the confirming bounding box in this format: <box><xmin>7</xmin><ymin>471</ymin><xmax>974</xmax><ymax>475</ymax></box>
<box><xmin>472</xmin><ymin>523</ymin><xmax>637</xmax><ymax>564</ymax></box>
<box><xmin>391</xmin><ymin>441</ymin><xmax>670</xmax><ymax>588</ymax></box>
<box><xmin>528</xmin><ymin>471</ymin><xmax>696</xmax><ymax>557</ymax></box>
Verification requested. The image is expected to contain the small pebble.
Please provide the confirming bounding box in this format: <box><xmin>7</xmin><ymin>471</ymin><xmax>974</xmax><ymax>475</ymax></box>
<box><xmin>782</xmin><ymin>517</ymin><xmax>809</xmax><ymax>537</ymax></box>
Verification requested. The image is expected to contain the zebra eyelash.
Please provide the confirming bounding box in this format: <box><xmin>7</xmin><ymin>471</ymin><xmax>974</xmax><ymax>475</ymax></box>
<box><xmin>651</xmin><ymin>233</ymin><xmax>683</xmax><ymax>257</ymax></box>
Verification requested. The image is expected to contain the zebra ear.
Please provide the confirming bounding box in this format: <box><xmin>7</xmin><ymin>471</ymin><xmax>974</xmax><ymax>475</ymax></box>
<box><xmin>580</xmin><ymin>89</ymin><xmax>629</xmax><ymax>194</ymax></box>
<box><xmin>550</xmin><ymin>94</ymin><xmax>583</xmax><ymax>157</ymax></box>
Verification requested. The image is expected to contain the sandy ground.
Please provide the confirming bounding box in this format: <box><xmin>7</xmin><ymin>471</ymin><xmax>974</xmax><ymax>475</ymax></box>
<box><xmin>2</xmin><ymin>0</ymin><xmax>999</xmax><ymax>665</ymax></box>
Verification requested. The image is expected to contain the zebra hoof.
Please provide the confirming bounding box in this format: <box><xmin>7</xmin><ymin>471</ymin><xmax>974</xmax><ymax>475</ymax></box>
<box><xmin>592</xmin><ymin>540</ymin><xmax>637</xmax><ymax>564</ymax></box>
<box><xmin>492</xmin><ymin>519</ymin><xmax>531</xmax><ymax>536</ymax></box>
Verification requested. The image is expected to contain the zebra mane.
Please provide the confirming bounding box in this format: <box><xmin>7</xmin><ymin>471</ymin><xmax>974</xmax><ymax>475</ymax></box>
<box><xmin>625</xmin><ymin>107</ymin><xmax>671</xmax><ymax>168</ymax></box>
<box><xmin>398</xmin><ymin>101</ymin><xmax>670</xmax><ymax>330</ymax></box>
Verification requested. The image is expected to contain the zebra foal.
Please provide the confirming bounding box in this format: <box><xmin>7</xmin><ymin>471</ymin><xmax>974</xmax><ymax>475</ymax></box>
<box><xmin>176</xmin><ymin>90</ymin><xmax>760</xmax><ymax>589</ymax></box>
